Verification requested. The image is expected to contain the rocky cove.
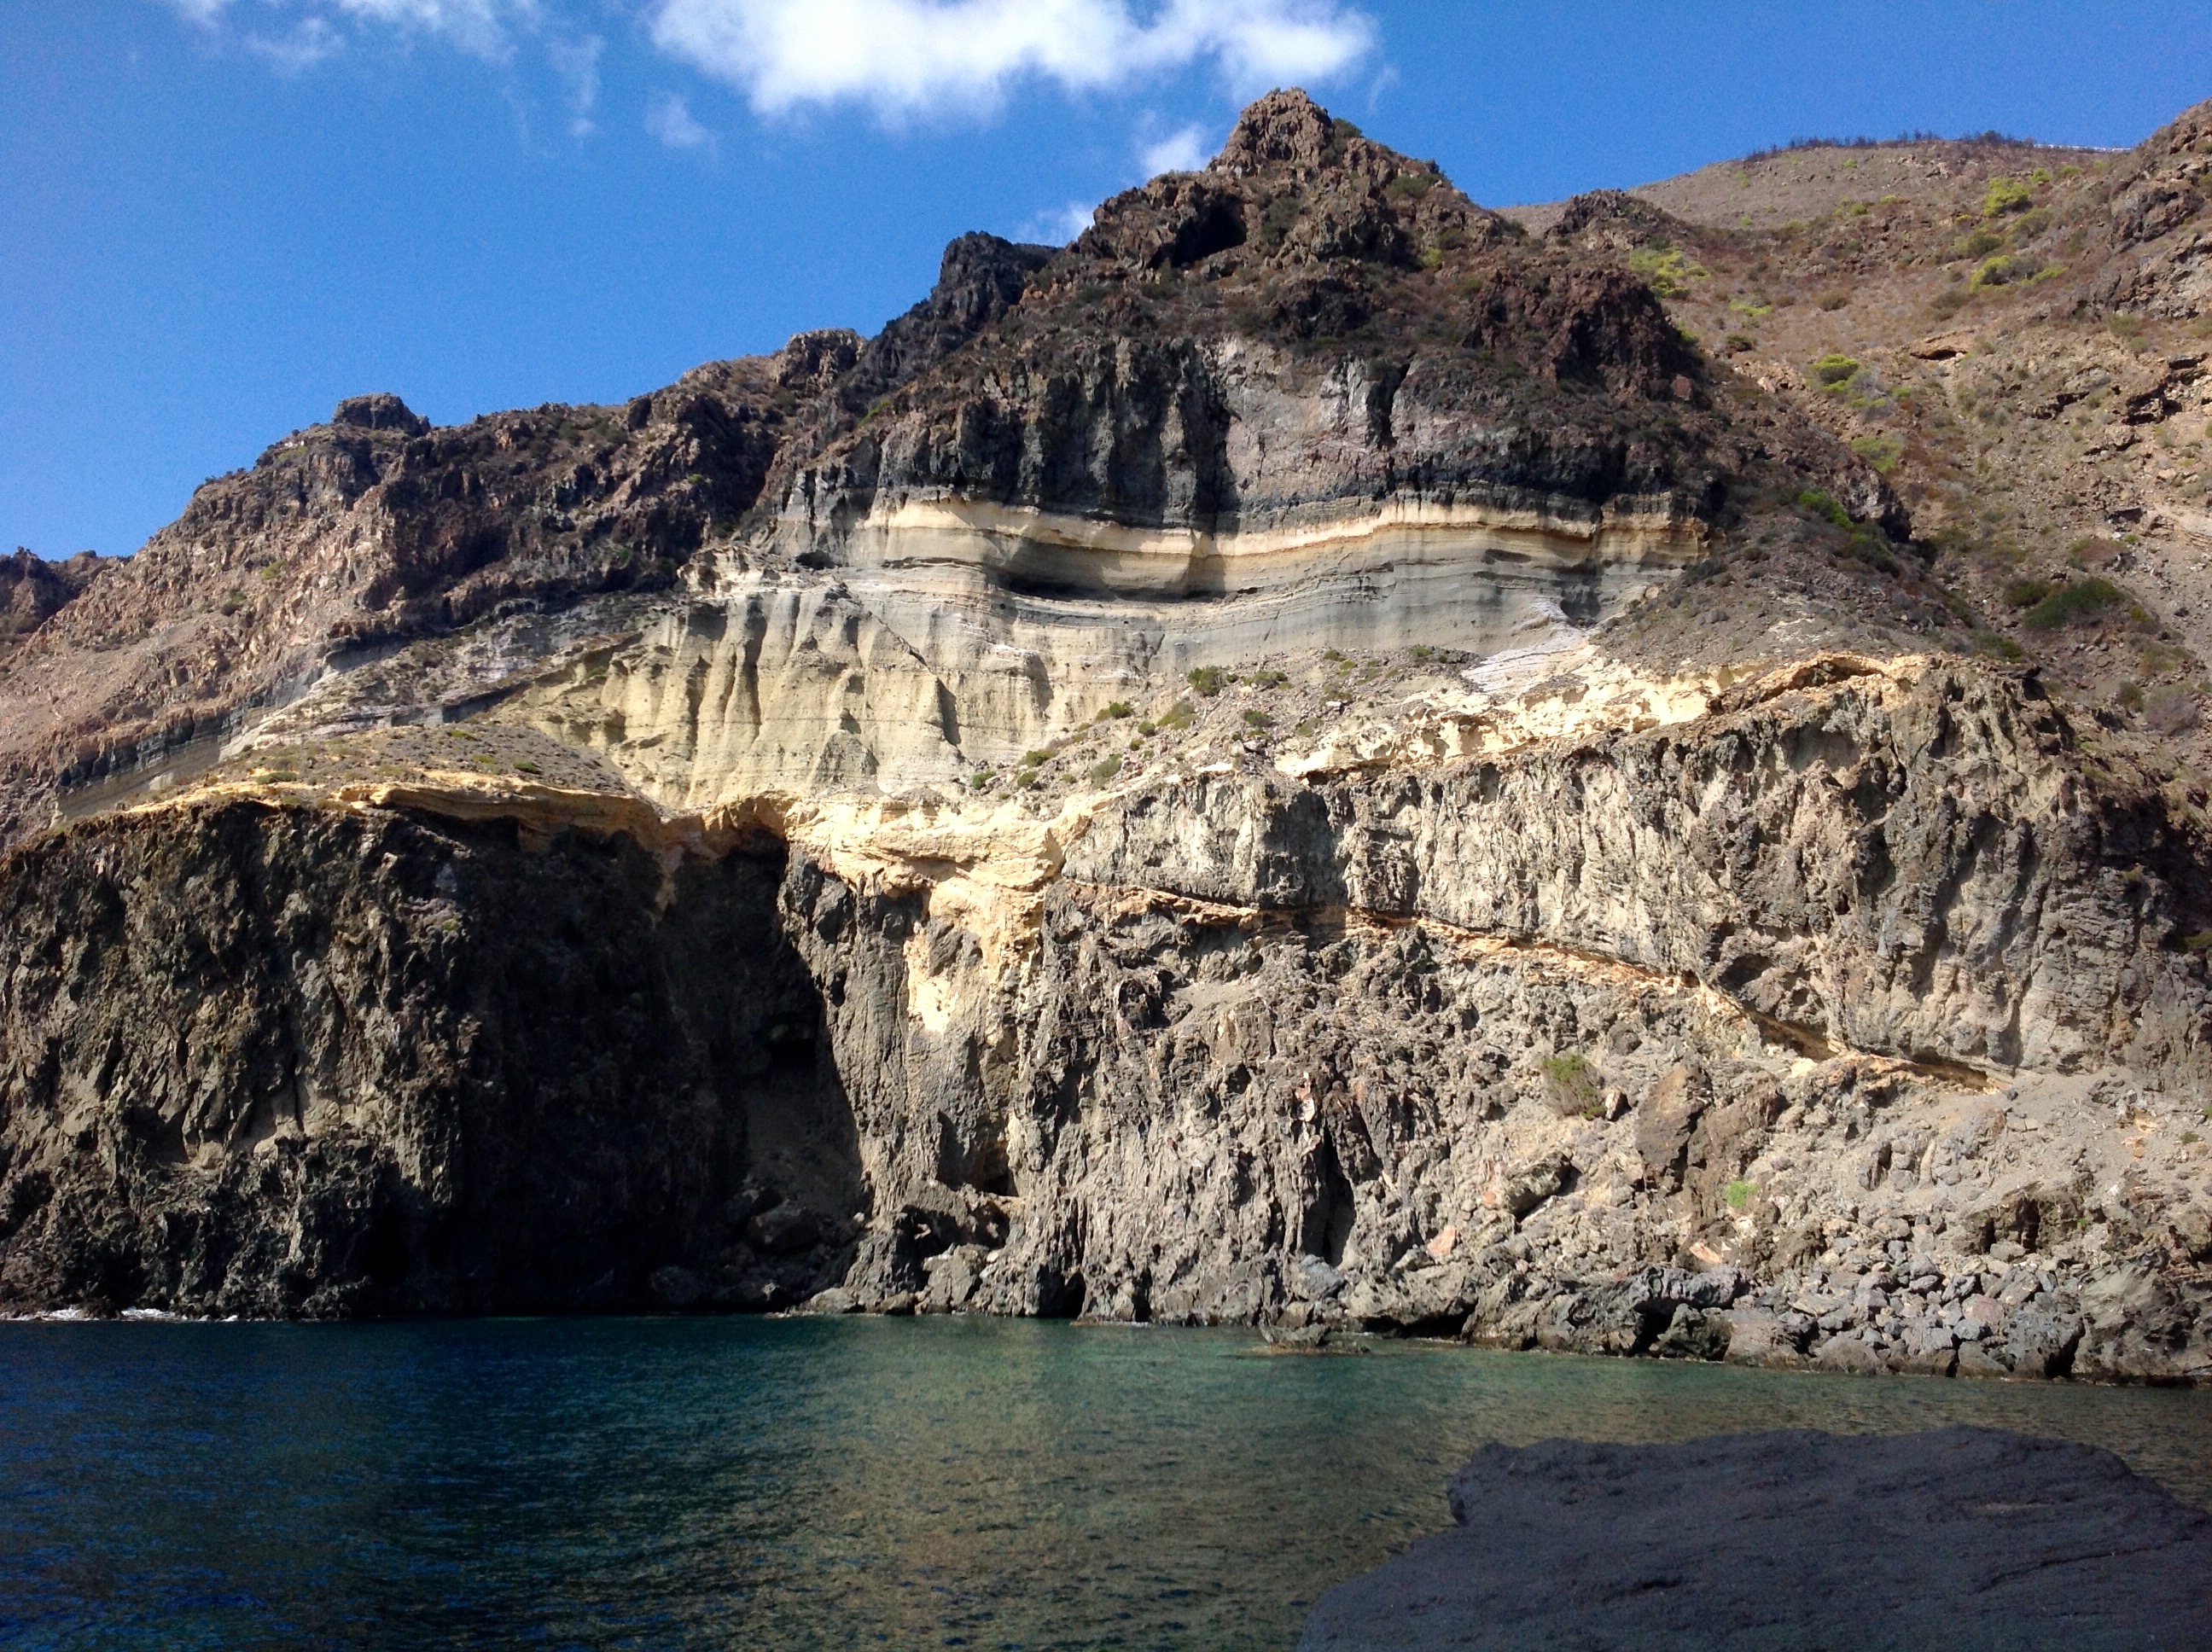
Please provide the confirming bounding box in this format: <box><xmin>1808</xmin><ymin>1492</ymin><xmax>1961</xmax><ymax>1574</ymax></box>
<box><xmin>2</xmin><ymin>88</ymin><xmax>2210</xmax><ymax>1399</ymax></box>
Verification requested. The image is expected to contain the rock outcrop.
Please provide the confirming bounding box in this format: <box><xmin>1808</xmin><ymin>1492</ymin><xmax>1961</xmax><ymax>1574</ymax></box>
<box><xmin>1299</xmin><ymin>1427</ymin><xmax>2212</xmax><ymax>1650</ymax></box>
<box><xmin>0</xmin><ymin>550</ymin><xmax>107</xmax><ymax>653</ymax></box>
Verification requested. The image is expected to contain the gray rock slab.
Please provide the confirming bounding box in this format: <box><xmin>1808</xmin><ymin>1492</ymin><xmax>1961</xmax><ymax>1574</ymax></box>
<box><xmin>1299</xmin><ymin>1426</ymin><xmax>2212</xmax><ymax>1651</ymax></box>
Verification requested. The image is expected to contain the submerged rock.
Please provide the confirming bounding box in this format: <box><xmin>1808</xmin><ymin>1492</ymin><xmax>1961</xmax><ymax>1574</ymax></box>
<box><xmin>1300</xmin><ymin>1427</ymin><xmax>2212</xmax><ymax>1650</ymax></box>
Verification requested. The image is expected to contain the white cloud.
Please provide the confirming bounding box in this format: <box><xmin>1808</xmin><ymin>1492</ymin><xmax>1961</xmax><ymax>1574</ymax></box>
<box><xmin>548</xmin><ymin>32</ymin><xmax>603</xmax><ymax>135</ymax></box>
<box><xmin>243</xmin><ymin>17</ymin><xmax>346</xmax><ymax>69</ymax></box>
<box><xmin>647</xmin><ymin>0</ymin><xmax>1375</xmax><ymax>120</ymax></box>
<box><xmin>1018</xmin><ymin>198</ymin><xmax>1097</xmax><ymax>242</ymax></box>
<box><xmin>328</xmin><ymin>0</ymin><xmax>532</xmax><ymax>56</ymax></box>
<box><xmin>1138</xmin><ymin>120</ymin><xmax>1209</xmax><ymax>174</ymax></box>
<box><xmin>160</xmin><ymin>0</ymin><xmax>536</xmax><ymax>59</ymax></box>
<box><xmin>647</xmin><ymin>90</ymin><xmax>716</xmax><ymax>149</ymax></box>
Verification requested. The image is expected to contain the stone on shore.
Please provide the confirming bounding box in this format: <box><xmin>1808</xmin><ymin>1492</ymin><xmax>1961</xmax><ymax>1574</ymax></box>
<box><xmin>1300</xmin><ymin>1426</ymin><xmax>2212</xmax><ymax>1650</ymax></box>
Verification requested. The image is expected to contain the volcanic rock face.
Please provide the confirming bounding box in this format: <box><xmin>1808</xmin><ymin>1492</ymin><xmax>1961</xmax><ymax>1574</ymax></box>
<box><xmin>0</xmin><ymin>799</ymin><xmax>860</xmax><ymax>1315</ymax></box>
<box><xmin>1299</xmin><ymin>1428</ymin><xmax>2212</xmax><ymax>1650</ymax></box>
<box><xmin>3</xmin><ymin>654</ymin><xmax>2206</xmax><ymax>1376</ymax></box>
<box><xmin>1</xmin><ymin>90</ymin><xmax>2209</xmax><ymax>1376</ymax></box>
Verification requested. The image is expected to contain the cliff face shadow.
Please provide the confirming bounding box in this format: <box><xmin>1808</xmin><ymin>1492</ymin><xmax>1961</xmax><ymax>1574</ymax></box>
<box><xmin>0</xmin><ymin>804</ymin><xmax>866</xmax><ymax>1318</ymax></box>
<box><xmin>443</xmin><ymin>824</ymin><xmax>868</xmax><ymax>1314</ymax></box>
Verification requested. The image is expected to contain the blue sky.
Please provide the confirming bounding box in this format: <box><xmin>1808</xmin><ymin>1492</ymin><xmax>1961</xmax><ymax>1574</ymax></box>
<box><xmin>7</xmin><ymin>0</ymin><xmax>2210</xmax><ymax>560</ymax></box>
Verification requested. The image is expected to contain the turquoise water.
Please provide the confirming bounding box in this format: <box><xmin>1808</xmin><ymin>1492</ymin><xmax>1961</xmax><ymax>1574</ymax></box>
<box><xmin>3</xmin><ymin>1318</ymin><xmax>2210</xmax><ymax>1649</ymax></box>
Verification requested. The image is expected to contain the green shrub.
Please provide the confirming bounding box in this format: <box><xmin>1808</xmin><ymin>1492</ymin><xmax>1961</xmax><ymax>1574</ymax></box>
<box><xmin>1954</xmin><ymin>228</ymin><xmax>2004</xmax><ymax>259</ymax></box>
<box><xmin>969</xmin><ymin>770</ymin><xmax>994</xmax><ymax>789</ymax></box>
<box><xmin>1797</xmin><ymin>489</ymin><xmax>1853</xmax><ymax>527</ymax></box>
<box><xmin>1812</xmin><ymin>353</ymin><xmax>1860</xmax><ymax>387</ymax></box>
<box><xmin>1089</xmin><ymin>754</ymin><xmax>1122</xmax><ymax>785</ymax></box>
<box><xmin>513</xmin><ymin>759</ymin><xmax>543</xmax><ymax>776</ymax></box>
<box><xmin>1406</xmin><ymin>644</ymin><xmax>1435</xmax><ymax>661</ymax></box>
<box><xmin>1628</xmin><ymin>244</ymin><xmax>1708</xmax><ymax>298</ymax></box>
<box><xmin>1329</xmin><ymin>118</ymin><xmax>1363</xmax><ymax>145</ymax></box>
<box><xmin>2117</xmin><ymin>682</ymin><xmax>2147</xmax><ymax>713</ymax></box>
<box><xmin>1851</xmin><ymin>434</ymin><xmax>1902</xmax><ymax>474</ymax></box>
<box><xmin>2023</xmin><ymin>577</ymin><xmax>2124</xmax><ymax>630</ymax></box>
<box><xmin>1972</xmin><ymin>631</ymin><xmax>2025</xmax><ymax>661</ymax></box>
<box><xmin>1245</xmin><ymin>668</ymin><xmax>1288</xmax><ymax>688</ymax></box>
<box><xmin>1021</xmin><ymin>749</ymin><xmax>1050</xmax><ymax>768</ymax></box>
<box><xmin>1243</xmin><ymin>709</ymin><xmax>1273</xmax><ymax>730</ymax></box>
<box><xmin>1725</xmin><ymin>1179</ymin><xmax>1758</xmax><ymax>1213</ymax></box>
<box><xmin>1386</xmin><ymin>171</ymin><xmax>1436</xmax><ymax>201</ymax></box>
<box><xmin>2002</xmin><ymin>578</ymin><xmax>2054</xmax><ymax>608</ymax></box>
<box><xmin>1102</xmin><ymin>701</ymin><xmax>1134</xmax><ymax>719</ymax></box>
<box><xmin>1540</xmin><ymin>1052</ymin><xmax>1604</xmax><ymax>1119</ymax></box>
<box><xmin>2186</xmin><ymin>933</ymin><xmax>2212</xmax><ymax>952</ymax></box>
<box><xmin>1187</xmin><ymin>666</ymin><xmax>1229</xmax><ymax>697</ymax></box>
<box><xmin>1260</xmin><ymin>195</ymin><xmax>1302</xmax><ymax>246</ymax></box>
<box><xmin>1971</xmin><ymin>253</ymin><xmax>2044</xmax><ymax>291</ymax></box>
<box><xmin>1158</xmin><ymin>700</ymin><xmax>1196</xmax><ymax>730</ymax></box>
<box><xmin>2140</xmin><ymin>641</ymin><xmax>2191</xmax><ymax>674</ymax></box>
<box><xmin>1982</xmin><ymin>177</ymin><xmax>2033</xmax><ymax>217</ymax></box>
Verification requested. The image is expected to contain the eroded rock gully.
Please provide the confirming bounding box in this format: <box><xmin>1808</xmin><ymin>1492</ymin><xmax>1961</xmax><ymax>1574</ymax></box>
<box><xmin>3</xmin><ymin>657</ymin><xmax>2207</xmax><ymax>1382</ymax></box>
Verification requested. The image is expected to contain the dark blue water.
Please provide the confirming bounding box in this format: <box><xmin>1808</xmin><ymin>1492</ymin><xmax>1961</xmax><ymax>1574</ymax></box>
<box><xmin>3</xmin><ymin>1317</ymin><xmax>2209</xmax><ymax>1649</ymax></box>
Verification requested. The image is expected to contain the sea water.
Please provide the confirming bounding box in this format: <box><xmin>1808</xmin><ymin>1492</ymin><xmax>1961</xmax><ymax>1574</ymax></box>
<box><xmin>3</xmin><ymin>1316</ymin><xmax>2209</xmax><ymax>1649</ymax></box>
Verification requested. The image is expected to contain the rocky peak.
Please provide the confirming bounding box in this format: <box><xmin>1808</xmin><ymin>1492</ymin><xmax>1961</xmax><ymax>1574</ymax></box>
<box><xmin>1211</xmin><ymin>86</ymin><xmax>1338</xmax><ymax>176</ymax></box>
<box><xmin>851</xmin><ymin>232</ymin><xmax>1057</xmax><ymax>398</ymax></box>
<box><xmin>1071</xmin><ymin>88</ymin><xmax>1502</xmax><ymax>281</ymax></box>
<box><xmin>0</xmin><ymin>549</ymin><xmax>107</xmax><ymax>649</ymax></box>
<box><xmin>776</xmin><ymin>329</ymin><xmax>863</xmax><ymax>393</ymax></box>
<box><xmin>917</xmin><ymin>232</ymin><xmax>1057</xmax><ymax>334</ymax></box>
<box><xmin>2142</xmin><ymin>96</ymin><xmax>2212</xmax><ymax>161</ymax></box>
<box><xmin>1546</xmin><ymin>189</ymin><xmax>1693</xmax><ymax>254</ymax></box>
<box><xmin>331</xmin><ymin>393</ymin><xmax>429</xmax><ymax>436</ymax></box>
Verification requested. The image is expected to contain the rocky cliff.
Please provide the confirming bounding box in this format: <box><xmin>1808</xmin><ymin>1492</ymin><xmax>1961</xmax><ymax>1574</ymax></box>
<box><xmin>2</xmin><ymin>90</ymin><xmax>2209</xmax><ymax>1382</ymax></box>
